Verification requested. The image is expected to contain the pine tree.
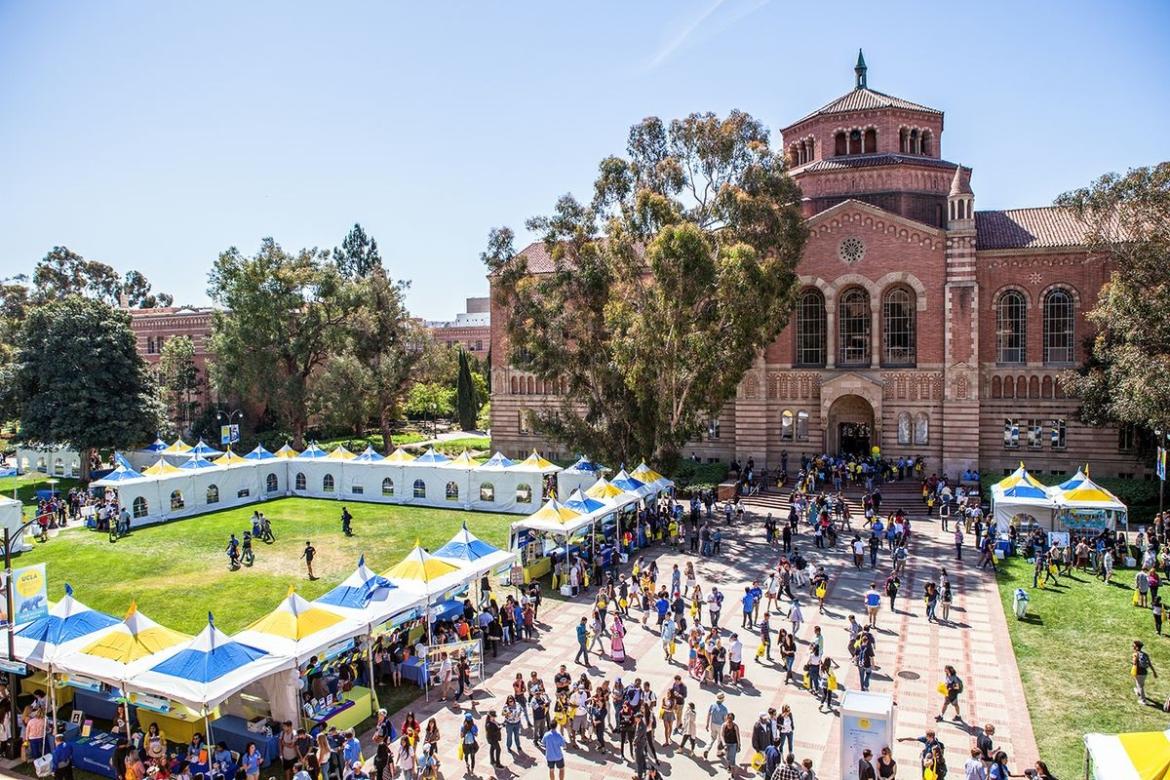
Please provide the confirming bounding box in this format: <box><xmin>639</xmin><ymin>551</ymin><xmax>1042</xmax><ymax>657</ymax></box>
<box><xmin>455</xmin><ymin>348</ymin><xmax>478</xmax><ymax>431</ymax></box>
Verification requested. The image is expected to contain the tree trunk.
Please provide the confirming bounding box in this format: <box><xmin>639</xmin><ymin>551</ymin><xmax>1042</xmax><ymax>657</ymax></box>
<box><xmin>79</xmin><ymin>447</ymin><xmax>94</xmax><ymax>483</ymax></box>
<box><xmin>292</xmin><ymin>422</ymin><xmax>306</xmax><ymax>450</ymax></box>
<box><xmin>380</xmin><ymin>410</ymin><xmax>394</xmax><ymax>455</ymax></box>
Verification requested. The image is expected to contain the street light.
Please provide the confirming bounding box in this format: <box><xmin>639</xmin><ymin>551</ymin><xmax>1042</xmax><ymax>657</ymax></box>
<box><xmin>216</xmin><ymin>409</ymin><xmax>244</xmax><ymax>449</ymax></box>
<box><xmin>1158</xmin><ymin>429</ymin><xmax>1168</xmax><ymax>514</ymax></box>
<box><xmin>3</xmin><ymin>516</ymin><xmax>48</xmax><ymax>757</ymax></box>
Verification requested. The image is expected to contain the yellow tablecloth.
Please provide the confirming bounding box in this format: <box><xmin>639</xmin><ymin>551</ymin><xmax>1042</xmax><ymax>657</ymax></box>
<box><xmin>147</xmin><ymin>703</ymin><xmax>215</xmax><ymax>745</ymax></box>
<box><xmin>302</xmin><ymin>686</ymin><xmax>372</xmax><ymax>733</ymax></box>
<box><xmin>20</xmin><ymin>670</ymin><xmax>73</xmax><ymax>706</ymax></box>
<box><xmin>522</xmin><ymin>557</ymin><xmax>551</xmax><ymax>583</ymax></box>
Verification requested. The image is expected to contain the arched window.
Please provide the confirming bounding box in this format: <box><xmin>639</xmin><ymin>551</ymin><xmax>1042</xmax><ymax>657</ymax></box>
<box><xmin>1041</xmin><ymin>376</ymin><xmax>1053</xmax><ymax>399</ymax></box>
<box><xmin>796</xmin><ymin>410</ymin><xmax>810</xmax><ymax>441</ymax></box>
<box><xmin>413</xmin><ymin>479</ymin><xmax>426</xmax><ymax>498</ymax></box>
<box><xmin>914</xmin><ymin>413</ymin><xmax>929</xmax><ymax>445</ymax></box>
<box><xmin>795</xmin><ymin>290</ymin><xmax>826</xmax><ymax>366</ymax></box>
<box><xmin>526</xmin><ymin>376</ymin><xmax>535</xmax><ymax>394</ymax></box>
<box><xmin>991</xmin><ymin>376</ymin><xmax>1002</xmax><ymax>398</ymax></box>
<box><xmin>897</xmin><ymin>412</ymin><xmax>912</xmax><ymax>444</ymax></box>
<box><xmin>510</xmin><ymin>376</ymin><xmax>518</xmax><ymax>394</ymax></box>
<box><xmin>834</xmin><ymin>131</ymin><xmax>847</xmax><ymax>156</ymax></box>
<box><xmin>445</xmin><ymin>481</ymin><xmax>459</xmax><ymax>501</ymax></box>
<box><xmin>266</xmin><ymin>473</ymin><xmax>278</xmax><ymax>493</ymax></box>
<box><xmin>863</xmin><ymin>128</ymin><xmax>876</xmax><ymax>154</ymax></box>
<box><xmin>295</xmin><ymin>472</ymin><xmax>306</xmax><ymax>491</ymax></box>
<box><xmin>382</xmin><ymin>477</ymin><xmax>395</xmax><ymax>496</ymax></box>
<box><xmin>1016</xmin><ymin>376</ymin><xmax>1028</xmax><ymax>398</ymax></box>
<box><xmin>516</xmin><ymin>483</ymin><xmax>532</xmax><ymax>504</ymax></box>
<box><xmin>1002</xmin><ymin>375</ymin><xmax>1014</xmax><ymax>399</ymax></box>
<box><xmin>838</xmin><ymin>288</ymin><xmax>871</xmax><ymax>366</ymax></box>
<box><xmin>479</xmin><ymin>482</ymin><xmax>495</xmax><ymax>502</ymax></box>
<box><xmin>996</xmin><ymin>291</ymin><xmax>1027</xmax><ymax>364</ymax></box>
<box><xmin>780</xmin><ymin>410</ymin><xmax>794</xmax><ymax>441</ymax></box>
<box><xmin>132</xmin><ymin>496</ymin><xmax>148</xmax><ymax>518</ymax></box>
<box><xmin>1029</xmin><ymin>376</ymin><xmax>1040</xmax><ymax>399</ymax></box>
<box><xmin>882</xmin><ymin>287</ymin><xmax>916</xmax><ymax>366</ymax></box>
<box><xmin>899</xmin><ymin>128</ymin><xmax>909</xmax><ymax>153</ymax></box>
<box><xmin>921</xmin><ymin>130</ymin><xmax>933</xmax><ymax>156</ymax></box>
<box><xmin>323</xmin><ymin>474</ymin><xmax>335</xmax><ymax>492</ymax></box>
<box><xmin>170</xmin><ymin>490</ymin><xmax>185</xmax><ymax>510</ymax></box>
<box><xmin>53</xmin><ymin>458</ymin><xmax>64</xmax><ymax>476</ymax></box>
<box><xmin>206</xmin><ymin>484</ymin><xmax>219</xmax><ymax>504</ymax></box>
<box><xmin>909</xmin><ymin>128</ymin><xmax>919</xmax><ymax>154</ymax></box>
<box><xmin>1043</xmin><ymin>289</ymin><xmax>1075</xmax><ymax>364</ymax></box>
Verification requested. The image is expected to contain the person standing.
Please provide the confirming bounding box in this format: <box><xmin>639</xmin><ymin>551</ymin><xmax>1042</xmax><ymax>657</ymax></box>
<box><xmin>1133</xmin><ymin>639</ymin><xmax>1157</xmax><ymax>703</ymax></box>
<box><xmin>541</xmin><ymin>722</ymin><xmax>566</xmax><ymax>780</ymax></box>
<box><xmin>301</xmin><ymin>541</ymin><xmax>317</xmax><ymax>580</ymax></box>
<box><xmin>885</xmin><ymin>575</ymin><xmax>901</xmax><ymax>613</ymax></box>
<box><xmin>720</xmin><ymin>713</ymin><xmax>740</xmax><ymax>776</ymax></box>
<box><xmin>51</xmin><ymin>734</ymin><xmax>73</xmax><ymax>780</ymax></box>
<box><xmin>954</xmin><ymin>526</ymin><xmax>964</xmax><ymax>560</ymax></box>
<box><xmin>864</xmin><ymin>584</ymin><xmax>881</xmax><ymax>628</ymax></box>
<box><xmin>858</xmin><ymin>748</ymin><xmax>877</xmax><ymax>780</ymax></box>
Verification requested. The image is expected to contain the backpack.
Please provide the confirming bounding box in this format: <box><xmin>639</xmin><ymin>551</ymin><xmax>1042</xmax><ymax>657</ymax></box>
<box><xmin>954</xmin><ymin>677</ymin><xmax>964</xmax><ymax>693</ymax></box>
<box><xmin>1138</xmin><ymin>651</ymin><xmax>1152</xmax><ymax>673</ymax></box>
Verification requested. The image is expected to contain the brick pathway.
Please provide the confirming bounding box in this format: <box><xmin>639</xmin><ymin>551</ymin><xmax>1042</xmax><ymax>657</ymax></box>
<box><xmin>361</xmin><ymin>484</ymin><xmax>1038</xmax><ymax>779</ymax></box>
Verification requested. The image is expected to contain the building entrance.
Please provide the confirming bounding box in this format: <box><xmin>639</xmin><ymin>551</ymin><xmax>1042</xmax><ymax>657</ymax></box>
<box><xmin>838</xmin><ymin>422</ymin><xmax>871</xmax><ymax>458</ymax></box>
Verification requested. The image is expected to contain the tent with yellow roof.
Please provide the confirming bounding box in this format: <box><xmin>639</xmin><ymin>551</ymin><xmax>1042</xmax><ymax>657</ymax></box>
<box><xmin>163</xmin><ymin>438</ymin><xmax>193</xmax><ymax>455</ymax></box>
<box><xmin>1084</xmin><ymin>728</ymin><xmax>1170</xmax><ymax>780</ymax></box>
<box><xmin>631</xmin><ymin>461</ymin><xmax>673</xmax><ymax>494</ymax></box>
<box><xmin>232</xmin><ymin>589</ymin><xmax>365</xmax><ymax>664</ymax></box>
<box><xmin>215</xmin><ymin>449</ymin><xmax>249</xmax><ymax>466</ymax></box>
<box><xmin>382</xmin><ymin>544</ymin><xmax>473</xmax><ymax>642</ymax></box>
<box><xmin>510</xmin><ymin>496</ymin><xmax>601</xmax><ymax>536</ymax></box>
<box><xmin>326</xmin><ymin>446</ymin><xmax>357</xmax><ymax>461</ymax></box>
<box><xmin>514</xmin><ymin>450</ymin><xmax>559</xmax><ymax>474</ymax></box>
<box><xmin>384</xmin><ymin>447</ymin><xmax>416</xmax><ymax>464</ymax></box>
<box><xmin>1052</xmin><ymin>466</ymin><xmax>1128</xmax><ymax>531</ymax></box>
<box><xmin>273</xmin><ymin>444</ymin><xmax>299</xmax><ymax>459</ymax></box>
<box><xmin>54</xmin><ymin>603</ymin><xmax>191</xmax><ymax>686</ymax></box>
<box><xmin>142</xmin><ymin>457</ymin><xmax>183</xmax><ymax>476</ymax></box>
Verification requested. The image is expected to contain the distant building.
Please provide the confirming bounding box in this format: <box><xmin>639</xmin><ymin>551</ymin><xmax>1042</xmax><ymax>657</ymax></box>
<box><xmin>127</xmin><ymin>306</ymin><xmax>215</xmax><ymax>406</ymax></box>
<box><xmin>424</xmin><ymin>297</ymin><xmax>491</xmax><ymax>357</ymax></box>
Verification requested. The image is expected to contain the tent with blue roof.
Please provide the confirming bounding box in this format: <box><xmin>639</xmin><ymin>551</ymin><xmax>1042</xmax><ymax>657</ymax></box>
<box><xmin>556</xmin><ymin>456</ymin><xmax>609</xmax><ymax>498</ymax></box>
<box><xmin>991</xmin><ymin>463</ymin><xmax>1056</xmax><ymax>532</ymax></box>
<box><xmin>144</xmin><ymin>439</ymin><xmax>168</xmax><ymax>452</ymax></box>
<box><xmin>611</xmin><ymin>468</ymin><xmax>654</xmax><ymax>498</ymax></box>
<box><xmin>563</xmin><ymin>488</ymin><xmax>606</xmax><ymax>516</ymax></box>
<box><xmin>244</xmin><ymin>444</ymin><xmax>276</xmax><ymax>460</ymax></box>
<box><xmin>178</xmin><ymin>454</ymin><xmax>218</xmax><ymax>470</ymax></box>
<box><xmin>15</xmin><ymin>584</ymin><xmax>120</xmax><ymax>669</ymax></box>
<box><xmin>92</xmin><ymin>462</ymin><xmax>145</xmax><ymax>483</ymax></box>
<box><xmin>127</xmin><ymin>614</ymin><xmax>293</xmax><ymax>712</ymax></box>
<box><xmin>315</xmin><ymin>556</ymin><xmax>422</xmax><ymax>630</ymax></box>
<box><xmin>296</xmin><ymin>443</ymin><xmax>328</xmax><ymax>459</ymax></box>
<box><xmin>434</xmin><ymin>522</ymin><xmax>517</xmax><ymax>576</ymax></box>
<box><xmin>189</xmin><ymin>439</ymin><xmax>223</xmax><ymax>458</ymax></box>
<box><xmin>354</xmin><ymin>446</ymin><xmax>385</xmax><ymax>463</ymax></box>
<box><xmin>1051</xmin><ymin>467</ymin><xmax>1128</xmax><ymax>531</ymax></box>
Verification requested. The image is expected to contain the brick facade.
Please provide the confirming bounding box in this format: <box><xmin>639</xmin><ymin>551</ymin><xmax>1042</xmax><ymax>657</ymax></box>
<box><xmin>489</xmin><ymin>56</ymin><xmax>1148</xmax><ymax>480</ymax></box>
<box><xmin>128</xmin><ymin>307</ymin><xmax>215</xmax><ymax>406</ymax></box>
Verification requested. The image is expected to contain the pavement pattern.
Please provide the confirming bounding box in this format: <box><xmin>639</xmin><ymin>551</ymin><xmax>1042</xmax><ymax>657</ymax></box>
<box><xmin>361</xmin><ymin>482</ymin><xmax>1038</xmax><ymax>779</ymax></box>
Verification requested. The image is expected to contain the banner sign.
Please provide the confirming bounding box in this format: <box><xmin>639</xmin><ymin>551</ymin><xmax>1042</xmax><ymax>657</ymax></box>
<box><xmin>1157</xmin><ymin>447</ymin><xmax>1166</xmax><ymax>481</ymax></box>
<box><xmin>0</xmin><ymin>563</ymin><xmax>48</xmax><ymax>628</ymax></box>
<box><xmin>220</xmin><ymin>424</ymin><xmax>240</xmax><ymax>446</ymax></box>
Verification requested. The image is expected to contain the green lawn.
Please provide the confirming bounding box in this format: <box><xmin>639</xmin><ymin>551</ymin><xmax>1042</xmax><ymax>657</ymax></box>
<box><xmin>15</xmin><ymin>497</ymin><xmax>514</xmax><ymax>634</ymax></box>
<box><xmin>0</xmin><ymin>472</ymin><xmax>82</xmax><ymax>517</ymax></box>
<box><xmin>996</xmin><ymin>557</ymin><xmax>1170</xmax><ymax>777</ymax></box>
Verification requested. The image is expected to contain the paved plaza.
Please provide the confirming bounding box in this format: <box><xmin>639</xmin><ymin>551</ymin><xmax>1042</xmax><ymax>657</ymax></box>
<box><xmin>361</xmin><ymin>485</ymin><xmax>1039</xmax><ymax>779</ymax></box>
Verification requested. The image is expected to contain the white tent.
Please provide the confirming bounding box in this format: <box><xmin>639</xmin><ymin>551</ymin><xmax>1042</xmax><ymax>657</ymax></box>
<box><xmin>15</xmin><ymin>444</ymin><xmax>82</xmax><ymax>478</ymax></box>
<box><xmin>232</xmin><ymin>591</ymin><xmax>366</xmax><ymax>665</ymax></box>
<box><xmin>53</xmin><ymin>605</ymin><xmax>191</xmax><ymax>687</ymax></box>
<box><xmin>433</xmin><ymin>522</ymin><xmax>517</xmax><ymax>578</ymax></box>
<box><xmin>555</xmin><ymin>457</ymin><xmax>608</xmax><ymax>501</ymax></box>
<box><xmin>128</xmin><ymin>615</ymin><xmax>293</xmax><ymax>713</ymax></box>
<box><xmin>989</xmin><ymin>464</ymin><xmax>1056</xmax><ymax>532</ymax></box>
<box><xmin>1084</xmin><ymin>729</ymin><xmax>1170</xmax><ymax>780</ymax></box>
<box><xmin>0</xmin><ymin>496</ymin><xmax>26</xmax><ymax>550</ymax></box>
<box><xmin>314</xmin><ymin>557</ymin><xmax>424</xmax><ymax>631</ymax></box>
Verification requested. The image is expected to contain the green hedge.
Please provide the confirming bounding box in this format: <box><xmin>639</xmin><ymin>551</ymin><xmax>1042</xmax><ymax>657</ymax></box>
<box><xmin>666</xmin><ymin>460</ymin><xmax>729</xmax><ymax>495</ymax></box>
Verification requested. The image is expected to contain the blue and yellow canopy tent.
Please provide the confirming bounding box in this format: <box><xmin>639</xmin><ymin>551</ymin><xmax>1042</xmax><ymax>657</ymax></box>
<box><xmin>1084</xmin><ymin>728</ymin><xmax>1170</xmax><ymax>780</ymax></box>
<box><xmin>990</xmin><ymin>463</ymin><xmax>1055</xmax><ymax>532</ymax></box>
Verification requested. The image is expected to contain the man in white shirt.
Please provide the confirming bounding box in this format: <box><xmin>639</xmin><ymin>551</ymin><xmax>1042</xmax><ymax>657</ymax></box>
<box><xmin>728</xmin><ymin>634</ymin><xmax>743</xmax><ymax>683</ymax></box>
<box><xmin>963</xmin><ymin>746</ymin><xmax>988</xmax><ymax>780</ymax></box>
<box><xmin>438</xmin><ymin>653</ymin><xmax>453</xmax><ymax>701</ymax></box>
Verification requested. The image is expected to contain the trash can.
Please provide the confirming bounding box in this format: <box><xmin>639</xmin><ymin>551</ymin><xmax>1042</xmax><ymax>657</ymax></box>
<box><xmin>1013</xmin><ymin>588</ymin><xmax>1030</xmax><ymax>619</ymax></box>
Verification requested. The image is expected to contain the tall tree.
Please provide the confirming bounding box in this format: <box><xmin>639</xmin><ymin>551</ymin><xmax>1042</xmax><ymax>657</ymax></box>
<box><xmin>1058</xmin><ymin>162</ymin><xmax>1170</xmax><ymax>431</ymax></box>
<box><xmin>123</xmin><ymin>270</ymin><xmax>174</xmax><ymax>308</ymax></box>
<box><xmin>333</xmin><ymin>223</ymin><xmax>382</xmax><ymax>279</ymax></box>
<box><xmin>455</xmin><ymin>348</ymin><xmax>479</xmax><ymax>431</ymax></box>
<box><xmin>207</xmin><ymin>238</ymin><xmax>351</xmax><ymax>447</ymax></box>
<box><xmin>485</xmin><ymin>111</ymin><xmax>807</xmax><ymax>466</ymax></box>
<box><xmin>30</xmin><ymin>247</ymin><xmax>171</xmax><ymax>307</ymax></box>
<box><xmin>4</xmin><ymin>297</ymin><xmax>160</xmax><ymax>479</ymax></box>
<box><xmin>158</xmin><ymin>335</ymin><xmax>201</xmax><ymax>434</ymax></box>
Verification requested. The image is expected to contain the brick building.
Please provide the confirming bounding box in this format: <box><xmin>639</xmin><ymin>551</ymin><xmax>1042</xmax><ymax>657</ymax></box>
<box><xmin>489</xmin><ymin>53</ymin><xmax>1148</xmax><ymax>480</ymax></box>
<box><xmin>424</xmin><ymin>297</ymin><xmax>491</xmax><ymax>357</ymax></box>
<box><xmin>128</xmin><ymin>306</ymin><xmax>215</xmax><ymax>405</ymax></box>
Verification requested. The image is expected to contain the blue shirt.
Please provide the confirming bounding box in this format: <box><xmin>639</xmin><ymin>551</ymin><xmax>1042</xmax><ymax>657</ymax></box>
<box><xmin>343</xmin><ymin>738</ymin><xmax>361</xmax><ymax>764</ymax></box>
<box><xmin>51</xmin><ymin>742</ymin><xmax>73</xmax><ymax>770</ymax></box>
<box><xmin>742</xmin><ymin>593</ymin><xmax>756</xmax><ymax>612</ymax></box>
<box><xmin>576</xmin><ymin>623</ymin><xmax>587</xmax><ymax>644</ymax></box>
<box><xmin>242</xmin><ymin>752</ymin><xmax>261</xmax><ymax>775</ymax></box>
<box><xmin>542</xmin><ymin>729</ymin><xmax>566</xmax><ymax>761</ymax></box>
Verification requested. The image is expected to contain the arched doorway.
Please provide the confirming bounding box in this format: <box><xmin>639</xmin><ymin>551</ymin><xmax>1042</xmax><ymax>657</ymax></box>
<box><xmin>828</xmin><ymin>394</ymin><xmax>875</xmax><ymax>457</ymax></box>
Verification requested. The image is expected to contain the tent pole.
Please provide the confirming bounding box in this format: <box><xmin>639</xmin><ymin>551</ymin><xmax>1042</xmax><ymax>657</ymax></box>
<box><xmin>365</xmin><ymin>631</ymin><xmax>380</xmax><ymax>711</ymax></box>
<box><xmin>121</xmin><ymin>684</ymin><xmax>133</xmax><ymax>745</ymax></box>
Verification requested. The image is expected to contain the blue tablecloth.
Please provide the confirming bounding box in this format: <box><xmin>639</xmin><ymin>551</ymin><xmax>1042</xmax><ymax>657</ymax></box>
<box><xmin>430</xmin><ymin>599</ymin><xmax>463</xmax><ymax>623</ymax></box>
<box><xmin>73</xmin><ymin>689</ymin><xmax>131</xmax><ymax>723</ymax></box>
<box><xmin>70</xmin><ymin>733</ymin><xmax>119</xmax><ymax>779</ymax></box>
<box><xmin>401</xmin><ymin>656</ymin><xmax>426</xmax><ymax>687</ymax></box>
<box><xmin>189</xmin><ymin>759</ymin><xmax>238</xmax><ymax>778</ymax></box>
<box><xmin>996</xmin><ymin>539</ymin><xmax>1013</xmax><ymax>556</ymax></box>
<box><xmin>209</xmin><ymin>715</ymin><xmax>279</xmax><ymax>764</ymax></box>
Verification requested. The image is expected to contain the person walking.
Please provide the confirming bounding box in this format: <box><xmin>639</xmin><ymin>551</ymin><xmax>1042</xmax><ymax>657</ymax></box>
<box><xmin>885</xmin><ymin>575</ymin><xmax>901</xmax><ymax>613</ymax></box>
<box><xmin>703</xmin><ymin>693</ymin><xmax>728</xmax><ymax>761</ymax></box>
<box><xmin>936</xmin><ymin>665</ymin><xmax>964</xmax><ymax>722</ymax></box>
<box><xmin>864</xmin><ymin>583</ymin><xmax>881</xmax><ymax>628</ymax></box>
<box><xmin>575</xmin><ymin>617</ymin><xmax>590</xmax><ymax>666</ymax></box>
<box><xmin>954</xmin><ymin>526</ymin><xmax>964</xmax><ymax>560</ymax></box>
<box><xmin>720</xmin><ymin>713</ymin><xmax>740</xmax><ymax>776</ymax></box>
<box><xmin>301</xmin><ymin>541</ymin><xmax>317</xmax><ymax>580</ymax></box>
<box><xmin>485</xmin><ymin>711</ymin><xmax>502</xmax><ymax>768</ymax></box>
<box><xmin>541</xmin><ymin>722</ymin><xmax>567</xmax><ymax>780</ymax></box>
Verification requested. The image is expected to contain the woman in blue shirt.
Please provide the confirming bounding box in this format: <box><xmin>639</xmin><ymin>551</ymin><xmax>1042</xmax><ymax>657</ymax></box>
<box><xmin>241</xmin><ymin>743</ymin><xmax>261</xmax><ymax>780</ymax></box>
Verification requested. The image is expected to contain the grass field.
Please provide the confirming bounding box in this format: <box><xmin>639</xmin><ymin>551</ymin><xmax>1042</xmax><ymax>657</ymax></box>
<box><xmin>995</xmin><ymin>556</ymin><xmax>1170</xmax><ymax>777</ymax></box>
<box><xmin>15</xmin><ymin>497</ymin><xmax>515</xmax><ymax>634</ymax></box>
<box><xmin>0</xmin><ymin>472</ymin><xmax>81</xmax><ymax>517</ymax></box>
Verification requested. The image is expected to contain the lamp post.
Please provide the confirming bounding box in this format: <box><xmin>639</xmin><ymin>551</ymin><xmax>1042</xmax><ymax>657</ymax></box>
<box><xmin>216</xmin><ymin>409</ymin><xmax>244</xmax><ymax>449</ymax></box>
<box><xmin>428</xmin><ymin>403</ymin><xmax>437</xmax><ymax>440</ymax></box>
<box><xmin>3</xmin><ymin>517</ymin><xmax>43</xmax><ymax>758</ymax></box>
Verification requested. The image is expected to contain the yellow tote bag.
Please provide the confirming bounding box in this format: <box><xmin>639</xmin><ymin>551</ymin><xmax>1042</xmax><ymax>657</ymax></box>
<box><xmin>937</xmin><ymin>682</ymin><xmax>948</xmax><ymax>695</ymax></box>
<box><xmin>827</xmin><ymin>673</ymin><xmax>838</xmax><ymax>691</ymax></box>
<box><xmin>750</xmin><ymin>751</ymin><xmax>765</xmax><ymax>771</ymax></box>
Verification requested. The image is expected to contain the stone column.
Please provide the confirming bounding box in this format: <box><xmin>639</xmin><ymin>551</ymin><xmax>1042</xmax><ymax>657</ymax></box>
<box><xmin>825</xmin><ymin>303</ymin><xmax>837</xmax><ymax>369</ymax></box>
<box><xmin>870</xmin><ymin>299</ymin><xmax>881</xmax><ymax>369</ymax></box>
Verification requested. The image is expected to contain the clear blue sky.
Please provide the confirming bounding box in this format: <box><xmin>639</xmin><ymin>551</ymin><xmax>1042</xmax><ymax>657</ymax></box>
<box><xmin>1</xmin><ymin>0</ymin><xmax>1167</xmax><ymax>319</ymax></box>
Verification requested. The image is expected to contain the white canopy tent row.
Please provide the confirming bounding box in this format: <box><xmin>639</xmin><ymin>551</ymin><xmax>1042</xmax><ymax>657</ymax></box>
<box><xmin>92</xmin><ymin>446</ymin><xmax>561</xmax><ymax>528</ymax></box>
<box><xmin>14</xmin><ymin>444</ymin><xmax>83</xmax><ymax>478</ymax></box>
<box><xmin>11</xmin><ymin>526</ymin><xmax>512</xmax><ymax>738</ymax></box>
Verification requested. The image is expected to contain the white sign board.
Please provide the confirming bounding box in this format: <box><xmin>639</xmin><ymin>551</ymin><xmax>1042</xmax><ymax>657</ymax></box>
<box><xmin>839</xmin><ymin>689</ymin><xmax>895</xmax><ymax>779</ymax></box>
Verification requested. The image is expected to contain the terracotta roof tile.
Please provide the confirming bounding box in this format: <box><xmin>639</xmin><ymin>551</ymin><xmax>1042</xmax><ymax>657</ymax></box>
<box><xmin>794</xmin><ymin>153</ymin><xmax>956</xmax><ymax>173</ymax></box>
<box><xmin>789</xmin><ymin>87</ymin><xmax>942</xmax><ymax>127</ymax></box>
<box><xmin>975</xmin><ymin>207</ymin><xmax>1089</xmax><ymax>250</ymax></box>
